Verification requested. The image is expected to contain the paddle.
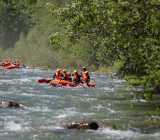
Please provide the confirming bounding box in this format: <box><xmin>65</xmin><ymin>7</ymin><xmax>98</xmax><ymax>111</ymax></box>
<box><xmin>38</xmin><ymin>79</ymin><xmax>52</xmax><ymax>84</ymax></box>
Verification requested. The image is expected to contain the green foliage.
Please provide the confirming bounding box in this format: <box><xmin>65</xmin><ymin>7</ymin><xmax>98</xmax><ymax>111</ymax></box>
<box><xmin>125</xmin><ymin>75</ymin><xmax>146</xmax><ymax>86</ymax></box>
<box><xmin>49</xmin><ymin>32</ymin><xmax>63</xmax><ymax>49</ymax></box>
<box><xmin>52</xmin><ymin>0</ymin><xmax>160</xmax><ymax>95</ymax></box>
<box><xmin>2</xmin><ymin>0</ymin><xmax>59</xmax><ymax>67</ymax></box>
<box><xmin>144</xmin><ymin>70</ymin><xmax>160</xmax><ymax>95</ymax></box>
<box><xmin>112</xmin><ymin>60</ymin><xmax>124</xmax><ymax>73</ymax></box>
<box><xmin>0</xmin><ymin>0</ymin><xmax>89</xmax><ymax>68</ymax></box>
<box><xmin>0</xmin><ymin>0</ymin><xmax>36</xmax><ymax>48</ymax></box>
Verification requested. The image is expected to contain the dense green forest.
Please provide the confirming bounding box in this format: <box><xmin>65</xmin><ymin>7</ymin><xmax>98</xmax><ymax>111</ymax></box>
<box><xmin>0</xmin><ymin>0</ymin><xmax>160</xmax><ymax>95</ymax></box>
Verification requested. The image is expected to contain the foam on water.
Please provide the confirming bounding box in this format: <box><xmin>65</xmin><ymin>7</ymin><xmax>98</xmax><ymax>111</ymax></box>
<box><xmin>93</xmin><ymin>105</ymin><xmax>117</xmax><ymax>114</ymax></box>
<box><xmin>93</xmin><ymin>105</ymin><xmax>105</xmax><ymax>111</ymax></box>
<box><xmin>0</xmin><ymin>78</ymin><xmax>32</xmax><ymax>85</ymax></box>
<box><xmin>102</xmin><ymin>87</ymin><xmax>114</xmax><ymax>92</ymax></box>
<box><xmin>151</xmin><ymin>132</ymin><xmax>160</xmax><ymax>137</ymax></box>
<box><xmin>55</xmin><ymin>110</ymin><xmax>95</xmax><ymax>120</ymax></box>
<box><xmin>131</xmin><ymin>99</ymin><xmax>148</xmax><ymax>103</ymax></box>
<box><xmin>4</xmin><ymin>121</ymin><xmax>30</xmax><ymax>132</ymax></box>
<box><xmin>38</xmin><ymin>125</ymin><xmax>65</xmax><ymax>134</ymax></box>
<box><xmin>55</xmin><ymin>114</ymin><xmax>68</xmax><ymax>119</ymax></box>
<box><xmin>28</xmin><ymin>106</ymin><xmax>52</xmax><ymax>113</ymax></box>
<box><xmin>84</xmin><ymin>98</ymin><xmax>97</xmax><ymax>102</ymax></box>
<box><xmin>113</xmin><ymin>79</ymin><xmax>126</xmax><ymax>84</ymax></box>
<box><xmin>21</xmin><ymin>92</ymin><xmax>59</xmax><ymax>99</ymax></box>
<box><xmin>55</xmin><ymin>108</ymin><xmax>78</xmax><ymax>119</ymax></box>
<box><xmin>97</xmin><ymin>128</ymin><xmax>140</xmax><ymax>139</ymax></box>
<box><xmin>82</xmin><ymin>112</ymin><xmax>95</xmax><ymax>116</ymax></box>
<box><xmin>96</xmin><ymin>128</ymin><xmax>160</xmax><ymax>140</ymax></box>
<box><xmin>107</xmin><ymin>108</ymin><xmax>117</xmax><ymax>114</ymax></box>
<box><xmin>0</xmin><ymin>79</ymin><xmax>14</xmax><ymax>84</ymax></box>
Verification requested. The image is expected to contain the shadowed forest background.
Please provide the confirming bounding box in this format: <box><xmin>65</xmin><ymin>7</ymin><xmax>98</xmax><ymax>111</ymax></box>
<box><xmin>0</xmin><ymin>0</ymin><xmax>160</xmax><ymax>96</ymax></box>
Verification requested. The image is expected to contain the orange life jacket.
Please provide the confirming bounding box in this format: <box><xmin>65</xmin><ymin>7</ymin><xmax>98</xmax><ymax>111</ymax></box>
<box><xmin>82</xmin><ymin>72</ymin><xmax>90</xmax><ymax>82</ymax></box>
<box><xmin>55</xmin><ymin>72</ymin><xmax>62</xmax><ymax>80</ymax></box>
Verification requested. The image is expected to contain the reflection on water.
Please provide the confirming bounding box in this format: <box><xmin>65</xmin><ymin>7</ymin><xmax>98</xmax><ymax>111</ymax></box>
<box><xmin>0</xmin><ymin>68</ymin><xmax>160</xmax><ymax>140</ymax></box>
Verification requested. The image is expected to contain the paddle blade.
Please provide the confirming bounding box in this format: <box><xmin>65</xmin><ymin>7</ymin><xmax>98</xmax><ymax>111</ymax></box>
<box><xmin>38</xmin><ymin>79</ymin><xmax>51</xmax><ymax>84</ymax></box>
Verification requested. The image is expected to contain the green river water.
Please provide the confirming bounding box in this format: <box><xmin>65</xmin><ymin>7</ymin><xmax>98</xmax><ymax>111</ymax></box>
<box><xmin>0</xmin><ymin>68</ymin><xmax>160</xmax><ymax>140</ymax></box>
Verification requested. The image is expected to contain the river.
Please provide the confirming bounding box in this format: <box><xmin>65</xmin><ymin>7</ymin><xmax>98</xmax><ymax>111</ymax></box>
<box><xmin>0</xmin><ymin>68</ymin><xmax>160</xmax><ymax>140</ymax></box>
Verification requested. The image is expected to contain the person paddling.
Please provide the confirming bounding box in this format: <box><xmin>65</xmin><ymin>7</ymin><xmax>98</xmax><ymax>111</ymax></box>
<box><xmin>72</xmin><ymin>70</ymin><xmax>82</xmax><ymax>85</ymax></box>
<box><xmin>81</xmin><ymin>67</ymin><xmax>90</xmax><ymax>85</ymax></box>
<box><xmin>62</xmin><ymin>69</ymin><xmax>72</xmax><ymax>82</ymax></box>
<box><xmin>53</xmin><ymin>69</ymin><xmax>63</xmax><ymax>80</ymax></box>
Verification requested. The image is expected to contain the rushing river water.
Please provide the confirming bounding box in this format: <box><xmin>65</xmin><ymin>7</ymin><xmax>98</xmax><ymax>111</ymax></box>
<box><xmin>0</xmin><ymin>68</ymin><xmax>160</xmax><ymax>140</ymax></box>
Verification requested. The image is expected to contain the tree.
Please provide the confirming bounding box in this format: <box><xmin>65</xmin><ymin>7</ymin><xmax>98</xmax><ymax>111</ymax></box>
<box><xmin>0</xmin><ymin>0</ymin><xmax>36</xmax><ymax>48</ymax></box>
<box><xmin>53</xmin><ymin>0</ymin><xmax>160</xmax><ymax>93</ymax></box>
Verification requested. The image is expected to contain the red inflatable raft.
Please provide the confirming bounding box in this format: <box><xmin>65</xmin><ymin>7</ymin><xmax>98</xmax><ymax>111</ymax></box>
<box><xmin>38</xmin><ymin>79</ymin><xmax>96</xmax><ymax>88</ymax></box>
<box><xmin>50</xmin><ymin>79</ymin><xmax>74</xmax><ymax>87</ymax></box>
<box><xmin>5</xmin><ymin>64</ymin><xmax>20</xmax><ymax>69</ymax></box>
